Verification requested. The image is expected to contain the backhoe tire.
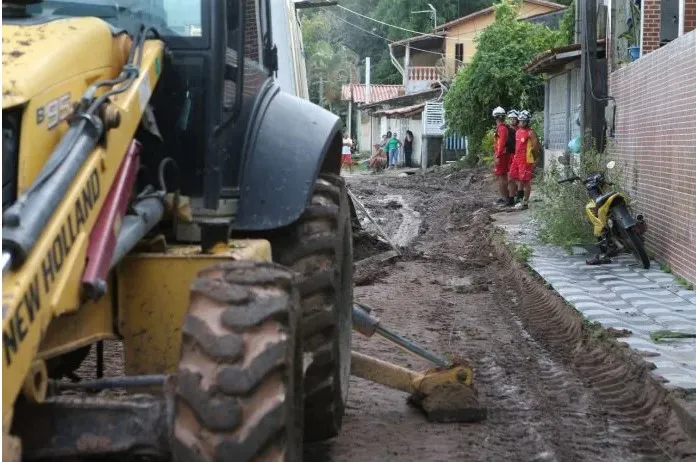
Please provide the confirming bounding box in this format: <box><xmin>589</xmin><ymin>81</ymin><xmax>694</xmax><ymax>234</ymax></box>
<box><xmin>270</xmin><ymin>173</ymin><xmax>354</xmax><ymax>443</ymax></box>
<box><xmin>172</xmin><ymin>261</ymin><xmax>304</xmax><ymax>462</ymax></box>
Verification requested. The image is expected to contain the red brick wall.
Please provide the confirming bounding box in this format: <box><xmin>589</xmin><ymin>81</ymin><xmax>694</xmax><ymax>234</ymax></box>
<box><xmin>642</xmin><ymin>0</ymin><xmax>661</xmax><ymax>53</ymax></box>
<box><xmin>687</xmin><ymin>0</ymin><xmax>696</xmax><ymax>33</ymax></box>
<box><xmin>609</xmin><ymin>30</ymin><xmax>696</xmax><ymax>285</ymax></box>
<box><xmin>245</xmin><ymin>0</ymin><xmax>260</xmax><ymax>61</ymax></box>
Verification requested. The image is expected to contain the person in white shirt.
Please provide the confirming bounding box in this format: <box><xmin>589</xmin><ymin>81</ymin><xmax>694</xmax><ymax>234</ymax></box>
<box><xmin>341</xmin><ymin>132</ymin><xmax>353</xmax><ymax>173</ymax></box>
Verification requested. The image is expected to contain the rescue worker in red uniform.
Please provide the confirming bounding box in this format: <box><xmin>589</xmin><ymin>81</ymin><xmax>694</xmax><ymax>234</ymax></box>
<box><xmin>506</xmin><ymin>109</ymin><xmax>520</xmax><ymax>205</ymax></box>
<box><xmin>508</xmin><ymin>110</ymin><xmax>540</xmax><ymax>210</ymax></box>
<box><xmin>492</xmin><ymin>106</ymin><xmax>515</xmax><ymax>205</ymax></box>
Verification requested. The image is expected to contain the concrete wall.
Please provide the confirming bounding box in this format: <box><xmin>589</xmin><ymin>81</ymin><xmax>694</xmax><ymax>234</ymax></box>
<box><xmin>609</xmin><ymin>30</ymin><xmax>696</xmax><ymax>285</ymax></box>
<box><xmin>543</xmin><ymin>66</ymin><xmax>582</xmax><ymax>169</ymax></box>
<box><xmin>410</xmin><ymin>50</ymin><xmax>440</xmax><ymax>67</ymax></box>
<box><xmin>356</xmin><ymin>112</ymin><xmax>422</xmax><ymax>166</ymax></box>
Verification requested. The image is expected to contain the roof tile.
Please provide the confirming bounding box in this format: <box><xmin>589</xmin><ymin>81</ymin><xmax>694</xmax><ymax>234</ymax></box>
<box><xmin>341</xmin><ymin>84</ymin><xmax>405</xmax><ymax>104</ymax></box>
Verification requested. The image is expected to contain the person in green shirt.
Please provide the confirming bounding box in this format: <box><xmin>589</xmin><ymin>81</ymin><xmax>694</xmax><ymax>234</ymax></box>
<box><xmin>387</xmin><ymin>132</ymin><xmax>402</xmax><ymax>169</ymax></box>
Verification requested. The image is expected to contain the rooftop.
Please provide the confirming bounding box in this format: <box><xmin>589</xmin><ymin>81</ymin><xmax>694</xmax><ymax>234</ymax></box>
<box><xmin>340</xmin><ymin>84</ymin><xmax>405</xmax><ymax>104</ymax></box>
<box><xmin>525</xmin><ymin>40</ymin><xmax>607</xmax><ymax>74</ymax></box>
<box><xmin>433</xmin><ymin>0</ymin><xmax>566</xmax><ymax>32</ymax></box>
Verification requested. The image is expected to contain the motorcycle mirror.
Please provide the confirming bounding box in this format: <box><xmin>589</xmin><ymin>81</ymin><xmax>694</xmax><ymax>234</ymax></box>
<box><xmin>606</xmin><ymin>160</ymin><xmax>616</xmax><ymax>170</ymax></box>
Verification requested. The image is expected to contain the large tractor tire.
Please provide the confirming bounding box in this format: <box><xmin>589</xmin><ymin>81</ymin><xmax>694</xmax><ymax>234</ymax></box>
<box><xmin>172</xmin><ymin>261</ymin><xmax>304</xmax><ymax>461</ymax></box>
<box><xmin>270</xmin><ymin>173</ymin><xmax>354</xmax><ymax>442</ymax></box>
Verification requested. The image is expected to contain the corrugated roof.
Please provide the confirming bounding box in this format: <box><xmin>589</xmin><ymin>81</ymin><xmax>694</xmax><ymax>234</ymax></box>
<box><xmin>340</xmin><ymin>84</ymin><xmax>405</xmax><ymax>103</ymax></box>
<box><xmin>373</xmin><ymin>103</ymin><xmax>426</xmax><ymax>118</ymax></box>
<box><xmin>433</xmin><ymin>0</ymin><xmax>566</xmax><ymax>31</ymax></box>
<box><xmin>525</xmin><ymin>39</ymin><xmax>606</xmax><ymax>74</ymax></box>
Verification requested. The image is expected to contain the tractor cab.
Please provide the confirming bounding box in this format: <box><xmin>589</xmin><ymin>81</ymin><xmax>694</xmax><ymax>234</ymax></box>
<box><xmin>5</xmin><ymin>0</ymin><xmax>339</xmax><ymax>247</ymax></box>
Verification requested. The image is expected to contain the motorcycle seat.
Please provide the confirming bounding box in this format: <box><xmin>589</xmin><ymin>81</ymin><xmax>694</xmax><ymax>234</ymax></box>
<box><xmin>595</xmin><ymin>192</ymin><xmax>615</xmax><ymax>208</ymax></box>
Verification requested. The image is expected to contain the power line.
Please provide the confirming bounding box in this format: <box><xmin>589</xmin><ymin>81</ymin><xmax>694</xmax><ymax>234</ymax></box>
<box><xmin>334</xmin><ymin>3</ymin><xmax>558</xmax><ymax>43</ymax></box>
<box><xmin>326</xmin><ymin>11</ymin><xmax>466</xmax><ymax>62</ymax></box>
<box><xmin>336</xmin><ymin>4</ymin><xmax>444</xmax><ymax>38</ymax></box>
<box><xmin>334</xmin><ymin>4</ymin><xmax>491</xmax><ymax>41</ymax></box>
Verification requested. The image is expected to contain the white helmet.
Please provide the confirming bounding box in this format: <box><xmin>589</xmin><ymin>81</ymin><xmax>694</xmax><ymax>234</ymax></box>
<box><xmin>492</xmin><ymin>106</ymin><xmax>506</xmax><ymax>118</ymax></box>
<box><xmin>507</xmin><ymin>109</ymin><xmax>519</xmax><ymax>119</ymax></box>
<box><xmin>519</xmin><ymin>110</ymin><xmax>531</xmax><ymax>121</ymax></box>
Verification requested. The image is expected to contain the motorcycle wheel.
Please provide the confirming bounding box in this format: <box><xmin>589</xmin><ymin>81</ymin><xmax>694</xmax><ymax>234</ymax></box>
<box><xmin>618</xmin><ymin>224</ymin><xmax>650</xmax><ymax>269</ymax></box>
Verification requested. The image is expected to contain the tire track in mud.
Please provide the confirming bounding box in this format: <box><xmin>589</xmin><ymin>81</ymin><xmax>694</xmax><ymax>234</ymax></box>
<box><xmin>429</xmin><ymin>263</ymin><xmax>654</xmax><ymax>462</ymax></box>
<box><xmin>329</xmin><ymin>172</ymin><xmax>696</xmax><ymax>461</ymax></box>
<box><xmin>493</xmin><ymin>239</ymin><xmax>696</xmax><ymax>461</ymax></box>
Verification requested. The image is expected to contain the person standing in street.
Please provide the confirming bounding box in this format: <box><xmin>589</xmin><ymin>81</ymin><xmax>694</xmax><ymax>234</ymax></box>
<box><xmin>508</xmin><ymin>110</ymin><xmax>540</xmax><ymax>210</ymax></box>
<box><xmin>507</xmin><ymin>109</ymin><xmax>519</xmax><ymax>129</ymax></box>
<box><xmin>403</xmin><ymin>130</ymin><xmax>414</xmax><ymax>167</ymax></box>
<box><xmin>506</xmin><ymin>109</ymin><xmax>523</xmax><ymax>205</ymax></box>
<box><xmin>387</xmin><ymin>131</ymin><xmax>402</xmax><ymax>169</ymax></box>
<box><xmin>492</xmin><ymin>106</ymin><xmax>515</xmax><ymax>206</ymax></box>
<box><xmin>341</xmin><ymin>131</ymin><xmax>353</xmax><ymax>173</ymax></box>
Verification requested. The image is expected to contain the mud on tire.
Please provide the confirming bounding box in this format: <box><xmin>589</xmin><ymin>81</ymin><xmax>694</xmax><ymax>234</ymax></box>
<box><xmin>270</xmin><ymin>173</ymin><xmax>354</xmax><ymax>442</ymax></box>
<box><xmin>172</xmin><ymin>261</ymin><xmax>303</xmax><ymax>461</ymax></box>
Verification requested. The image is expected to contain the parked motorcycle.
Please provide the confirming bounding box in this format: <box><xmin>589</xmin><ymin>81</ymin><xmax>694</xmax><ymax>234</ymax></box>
<box><xmin>558</xmin><ymin>161</ymin><xmax>650</xmax><ymax>269</ymax></box>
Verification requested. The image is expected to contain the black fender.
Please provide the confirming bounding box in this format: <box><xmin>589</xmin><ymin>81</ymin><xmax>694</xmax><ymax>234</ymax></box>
<box><xmin>232</xmin><ymin>84</ymin><xmax>342</xmax><ymax>231</ymax></box>
<box><xmin>609</xmin><ymin>197</ymin><xmax>637</xmax><ymax>229</ymax></box>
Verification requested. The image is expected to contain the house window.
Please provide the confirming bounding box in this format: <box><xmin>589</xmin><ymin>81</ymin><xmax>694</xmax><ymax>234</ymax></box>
<box><xmin>660</xmin><ymin>0</ymin><xmax>680</xmax><ymax>45</ymax></box>
<box><xmin>455</xmin><ymin>43</ymin><xmax>464</xmax><ymax>71</ymax></box>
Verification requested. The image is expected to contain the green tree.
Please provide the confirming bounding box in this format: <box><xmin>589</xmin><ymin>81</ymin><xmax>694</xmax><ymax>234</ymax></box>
<box><xmin>300</xmin><ymin>0</ymin><xmax>502</xmax><ymax>89</ymax></box>
<box><xmin>301</xmin><ymin>13</ymin><xmax>359</xmax><ymax>109</ymax></box>
<box><xmin>444</xmin><ymin>0</ymin><xmax>566</xmax><ymax>152</ymax></box>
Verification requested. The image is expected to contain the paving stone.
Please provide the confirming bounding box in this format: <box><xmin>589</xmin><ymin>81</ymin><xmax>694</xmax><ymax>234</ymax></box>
<box><xmin>496</xmin><ymin>218</ymin><xmax>696</xmax><ymax>390</ymax></box>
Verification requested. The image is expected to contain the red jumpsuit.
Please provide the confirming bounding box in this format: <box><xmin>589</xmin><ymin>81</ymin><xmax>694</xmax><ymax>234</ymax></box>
<box><xmin>509</xmin><ymin>126</ymin><xmax>536</xmax><ymax>182</ymax></box>
<box><xmin>493</xmin><ymin>123</ymin><xmax>512</xmax><ymax>176</ymax></box>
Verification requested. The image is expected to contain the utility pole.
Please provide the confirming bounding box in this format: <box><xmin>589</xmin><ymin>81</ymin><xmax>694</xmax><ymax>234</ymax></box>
<box><xmin>580</xmin><ymin>0</ymin><xmax>605</xmax><ymax>153</ymax></box>
<box><xmin>366</xmin><ymin>56</ymin><xmax>372</xmax><ymax>146</ymax></box>
<box><xmin>365</xmin><ymin>57</ymin><xmax>371</xmax><ymax>104</ymax></box>
<box><xmin>411</xmin><ymin>4</ymin><xmax>437</xmax><ymax>30</ymax></box>
<box><xmin>347</xmin><ymin>100</ymin><xmax>352</xmax><ymax>136</ymax></box>
<box><xmin>319</xmin><ymin>76</ymin><xmax>324</xmax><ymax>107</ymax></box>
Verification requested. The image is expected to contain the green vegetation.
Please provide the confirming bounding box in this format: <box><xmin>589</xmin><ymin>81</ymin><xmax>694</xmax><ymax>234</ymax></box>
<box><xmin>444</xmin><ymin>0</ymin><xmax>567</xmax><ymax>155</ymax></box>
<box><xmin>299</xmin><ymin>0</ymin><xmax>504</xmax><ymax>107</ymax></box>
<box><xmin>657</xmin><ymin>262</ymin><xmax>694</xmax><ymax>290</ymax></box>
<box><xmin>512</xmin><ymin>243</ymin><xmax>533</xmax><ymax>263</ymax></box>
<box><xmin>650</xmin><ymin>330</ymin><xmax>696</xmax><ymax>343</ymax></box>
<box><xmin>675</xmin><ymin>276</ymin><xmax>695</xmax><ymax>291</ymax></box>
<box><xmin>582</xmin><ymin>318</ymin><xmax>606</xmax><ymax>340</ymax></box>
<box><xmin>558</xmin><ymin>0</ymin><xmax>575</xmax><ymax>45</ymax></box>
<box><xmin>531</xmin><ymin>136</ymin><xmax>627</xmax><ymax>249</ymax></box>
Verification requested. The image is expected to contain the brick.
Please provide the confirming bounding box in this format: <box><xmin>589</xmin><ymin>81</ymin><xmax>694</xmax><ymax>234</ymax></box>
<box><xmin>244</xmin><ymin>0</ymin><xmax>260</xmax><ymax>61</ymax></box>
<box><xmin>609</xmin><ymin>31</ymin><xmax>696</xmax><ymax>288</ymax></box>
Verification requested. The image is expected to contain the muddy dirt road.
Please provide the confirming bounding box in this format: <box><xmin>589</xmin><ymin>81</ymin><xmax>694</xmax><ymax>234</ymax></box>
<box><xmin>306</xmin><ymin>168</ymin><xmax>696</xmax><ymax>462</ymax></box>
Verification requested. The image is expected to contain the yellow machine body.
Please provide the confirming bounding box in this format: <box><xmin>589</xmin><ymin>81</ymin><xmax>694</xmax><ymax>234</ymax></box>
<box><xmin>2</xmin><ymin>18</ymin><xmax>133</xmax><ymax>191</ymax></box>
<box><xmin>116</xmin><ymin>240</ymin><xmax>272</xmax><ymax>375</ymax></box>
<box><xmin>1</xmin><ymin>17</ymin><xmax>165</xmax><ymax>430</ymax></box>
<box><xmin>584</xmin><ymin>192</ymin><xmax>628</xmax><ymax>236</ymax></box>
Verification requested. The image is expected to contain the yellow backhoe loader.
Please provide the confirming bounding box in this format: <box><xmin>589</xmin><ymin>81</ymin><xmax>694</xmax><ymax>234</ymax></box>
<box><xmin>3</xmin><ymin>0</ymin><xmax>352</xmax><ymax>459</ymax></box>
<box><xmin>2</xmin><ymin>1</ymin><xmax>480</xmax><ymax>460</ymax></box>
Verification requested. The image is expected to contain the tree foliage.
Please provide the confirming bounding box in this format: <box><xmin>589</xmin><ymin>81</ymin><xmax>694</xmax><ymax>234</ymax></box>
<box><xmin>301</xmin><ymin>13</ymin><xmax>359</xmax><ymax>109</ymax></box>
<box><xmin>299</xmin><ymin>0</ymin><xmax>498</xmax><ymax>96</ymax></box>
<box><xmin>443</xmin><ymin>0</ymin><xmax>566</xmax><ymax>150</ymax></box>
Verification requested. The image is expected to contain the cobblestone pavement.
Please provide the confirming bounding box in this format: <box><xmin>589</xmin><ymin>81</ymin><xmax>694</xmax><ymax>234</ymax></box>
<box><xmin>493</xmin><ymin>210</ymin><xmax>696</xmax><ymax>392</ymax></box>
